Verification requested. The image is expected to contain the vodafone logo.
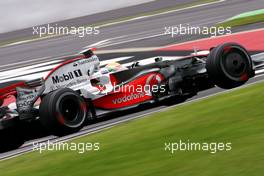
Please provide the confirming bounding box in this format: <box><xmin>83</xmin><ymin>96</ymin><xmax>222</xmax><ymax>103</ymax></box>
<box><xmin>145</xmin><ymin>74</ymin><xmax>162</xmax><ymax>95</ymax></box>
<box><xmin>112</xmin><ymin>92</ymin><xmax>144</xmax><ymax>104</ymax></box>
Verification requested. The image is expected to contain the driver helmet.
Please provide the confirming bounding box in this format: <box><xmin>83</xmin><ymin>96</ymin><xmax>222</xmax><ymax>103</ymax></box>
<box><xmin>105</xmin><ymin>62</ymin><xmax>123</xmax><ymax>72</ymax></box>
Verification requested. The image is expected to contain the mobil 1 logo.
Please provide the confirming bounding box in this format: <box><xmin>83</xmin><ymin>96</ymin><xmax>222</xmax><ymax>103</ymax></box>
<box><xmin>52</xmin><ymin>69</ymin><xmax>83</xmax><ymax>84</ymax></box>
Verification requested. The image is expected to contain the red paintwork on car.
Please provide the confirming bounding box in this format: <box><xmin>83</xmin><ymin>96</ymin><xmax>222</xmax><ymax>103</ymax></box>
<box><xmin>0</xmin><ymin>82</ymin><xmax>27</xmax><ymax>106</ymax></box>
<box><xmin>93</xmin><ymin>72</ymin><xmax>164</xmax><ymax>109</ymax></box>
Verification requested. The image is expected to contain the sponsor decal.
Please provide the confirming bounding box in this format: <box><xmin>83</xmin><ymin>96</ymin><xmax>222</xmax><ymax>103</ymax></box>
<box><xmin>17</xmin><ymin>101</ymin><xmax>32</xmax><ymax>109</ymax></box>
<box><xmin>52</xmin><ymin>69</ymin><xmax>83</xmax><ymax>84</ymax></box>
<box><xmin>66</xmin><ymin>78</ymin><xmax>88</xmax><ymax>87</ymax></box>
<box><xmin>112</xmin><ymin>92</ymin><xmax>144</xmax><ymax>104</ymax></box>
<box><xmin>16</xmin><ymin>87</ymin><xmax>43</xmax><ymax>113</ymax></box>
<box><xmin>74</xmin><ymin>56</ymin><xmax>98</xmax><ymax>66</ymax></box>
<box><xmin>49</xmin><ymin>78</ymin><xmax>88</xmax><ymax>90</ymax></box>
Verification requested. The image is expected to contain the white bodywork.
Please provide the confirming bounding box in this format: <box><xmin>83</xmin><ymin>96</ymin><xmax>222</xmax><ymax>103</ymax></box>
<box><xmin>43</xmin><ymin>55</ymin><xmax>113</xmax><ymax>99</ymax></box>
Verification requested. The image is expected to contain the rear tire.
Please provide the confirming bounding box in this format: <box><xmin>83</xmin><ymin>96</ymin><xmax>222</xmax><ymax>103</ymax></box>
<box><xmin>0</xmin><ymin>126</ymin><xmax>24</xmax><ymax>153</ymax></box>
<box><xmin>39</xmin><ymin>88</ymin><xmax>87</xmax><ymax>136</ymax></box>
<box><xmin>165</xmin><ymin>95</ymin><xmax>187</xmax><ymax>106</ymax></box>
<box><xmin>0</xmin><ymin>99</ymin><xmax>3</xmax><ymax>107</ymax></box>
<box><xmin>206</xmin><ymin>43</ymin><xmax>253</xmax><ymax>89</ymax></box>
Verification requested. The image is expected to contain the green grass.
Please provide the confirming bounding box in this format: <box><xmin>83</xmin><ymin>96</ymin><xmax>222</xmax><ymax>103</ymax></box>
<box><xmin>1</xmin><ymin>81</ymin><xmax>264</xmax><ymax>176</ymax></box>
<box><xmin>217</xmin><ymin>11</ymin><xmax>264</xmax><ymax>28</ymax></box>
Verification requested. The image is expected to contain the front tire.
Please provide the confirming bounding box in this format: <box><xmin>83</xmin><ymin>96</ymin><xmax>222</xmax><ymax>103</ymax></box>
<box><xmin>39</xmin><ymin>88</ymin><xmax>87</xmax><ymax>136</ymax></box>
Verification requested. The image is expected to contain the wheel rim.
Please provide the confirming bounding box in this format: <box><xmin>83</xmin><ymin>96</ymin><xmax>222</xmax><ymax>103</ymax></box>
<box><xmin>60</xmin><ymin>96</ymin><xmax>79</xmax><ymax>122</ymax></box>
<box><xmin>56</xmin><ymin>93</ymin><xmax>85</xmax><ymax>128</ymax></box>
<box><xmin>220</xmin><ymin>47</ymin><xmax>250</xmax><ymax>81</ymax></box>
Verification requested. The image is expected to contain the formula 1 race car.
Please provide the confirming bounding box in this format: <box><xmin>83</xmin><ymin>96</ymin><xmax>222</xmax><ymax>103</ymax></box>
<box><xmin>0</xmin><ymin>42</ymin><xmax>261</xmax><ymax>152</ymax></box>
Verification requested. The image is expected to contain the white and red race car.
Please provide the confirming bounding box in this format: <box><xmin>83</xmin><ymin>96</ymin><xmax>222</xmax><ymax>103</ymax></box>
<box><xmin>0</xmin><ymin>42</ymin><xmax>261</xmax><ymax>152</ymax></box>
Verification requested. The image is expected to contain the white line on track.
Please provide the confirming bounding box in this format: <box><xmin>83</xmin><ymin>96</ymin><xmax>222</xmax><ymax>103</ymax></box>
<box><xmin>0</xmin><ymin>60</ymin><xmax>62</xmax><ymax>78</ymax></box>
<box><xmin>0</xmin><ymin>0</ymin><xmax>226</xmax><ymax>49</ymax></box>
<box><xmin>0</xmin><ymin>57</ymin><xmax>51</xmax><ymax>69</ymax></box>
<box><xmin>0</xmin><ymin>56</ymin><xmax>135</xmax><ymax>83</ymax></box>
<box><xmin>91</xmin><ymin>15</ymin><xmax>230</xmax><ymax>49</ymax></box>
<box><xmin>98</xmin><ymin>0</ymin><xmax>226</xmax><ymax>28</ymax></box>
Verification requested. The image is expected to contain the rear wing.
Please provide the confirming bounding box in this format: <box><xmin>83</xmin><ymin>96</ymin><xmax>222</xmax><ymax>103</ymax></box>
<box><xmin>0</xmin><ymin>78</ymin><xmax>43</xmax><ymax>106</ymax></box>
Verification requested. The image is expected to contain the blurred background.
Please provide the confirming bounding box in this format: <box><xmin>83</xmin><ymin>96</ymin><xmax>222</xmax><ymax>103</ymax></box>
<box><xmin>0</xmin><ymin>0</ymin><xmax>154</xmax><ymax>33</ymax></box>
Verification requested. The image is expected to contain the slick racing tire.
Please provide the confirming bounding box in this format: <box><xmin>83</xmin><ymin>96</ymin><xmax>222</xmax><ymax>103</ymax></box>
<box><xmin>206</xmin><ymin>43</ymin><xmax>254</xmax><ymax>89</ymax></box>
<box><xmin>39</xmin><ymin>88</ymin><xmax>87</xmax><ymax>136</ymax></box>
<box><xmin>0</xmin><ymin>126</ymin><xmax>25</xmax><ymax>153</ymax></box>
<box><xmin>0</xmin><ymin>99</ymin><xmax>3</xmax><ymax>107</ymax></box>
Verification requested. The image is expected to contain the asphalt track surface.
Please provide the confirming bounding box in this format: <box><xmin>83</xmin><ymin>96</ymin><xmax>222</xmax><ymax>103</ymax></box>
<box><xmin>0</xmin><ymin>0</ymin><xmax>264</xmax><ymax>66</ymax></box>
<box><xmin>1</xmin><ymin>0</ymin><xmax>264</xmax><ymax>160</ymax></box>
<box><xmin>0</xmin><ymin>0</ymin><xmax>198</xmax><ymax>42</ymax></box>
